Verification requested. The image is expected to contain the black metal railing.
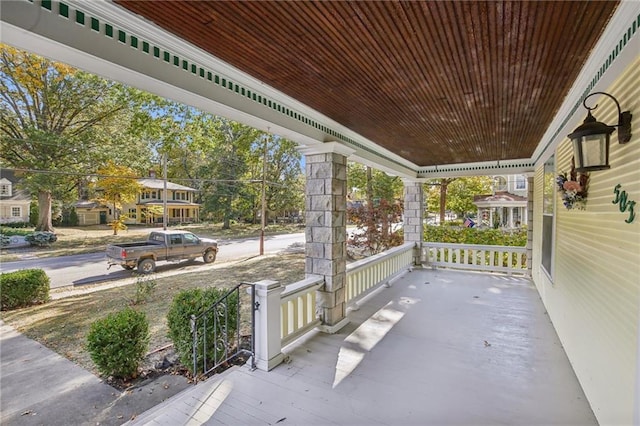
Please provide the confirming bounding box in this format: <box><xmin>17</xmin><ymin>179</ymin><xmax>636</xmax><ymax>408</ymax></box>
<box><xmin>190</xmin><ymin>282</ymin><xmax>256</xmax><ymax>381</ymax></box>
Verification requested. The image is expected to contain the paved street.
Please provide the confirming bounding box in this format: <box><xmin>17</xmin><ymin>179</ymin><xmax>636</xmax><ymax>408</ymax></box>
<box><xmin>0</xmin><ymin>233</ymin><xmax>304</xmax><ymax>289</ymax></box>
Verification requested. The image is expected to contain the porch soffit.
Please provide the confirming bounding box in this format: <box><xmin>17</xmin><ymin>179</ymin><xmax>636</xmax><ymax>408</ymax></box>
<box><xmin>3</xmin><ymin>1</ymin><xmax>636</xmax><ymax>178</ymax></box>
<box><xmin>113</xmin><ymin>1</ymin><xmax>619</xmax><ymax>169</ymax></box>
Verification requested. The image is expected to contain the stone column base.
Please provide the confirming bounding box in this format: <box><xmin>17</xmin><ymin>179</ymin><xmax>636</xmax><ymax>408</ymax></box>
<box><xmin>317</xmin><ymin>317</ymin><xmax>350</xmax><ymax>334</ymax></box>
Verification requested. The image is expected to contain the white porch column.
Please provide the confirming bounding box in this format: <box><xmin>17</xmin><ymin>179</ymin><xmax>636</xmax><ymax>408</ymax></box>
<box><xmin>253</xmin><ymin>279</ymin><xmax>284</xmax><ymax>371</ymax></box>
<box><xmin>508</xmin><ymin>208</ymin><xmax>514</xmax><ymax>228</ymax></box>
<box><xmin>403</xmin><ymin>179</ymin><xmax>424</xmax><ymax>265</ymax></box>
<box><xmin>301</xmin><ymin>143</ymin><xmax>354</xmax><ymax>333</ymax></box>
<box><xmin>526</xmin><ymin>176</ymin><xmax>534</xmax><ymax>275</ymax></box>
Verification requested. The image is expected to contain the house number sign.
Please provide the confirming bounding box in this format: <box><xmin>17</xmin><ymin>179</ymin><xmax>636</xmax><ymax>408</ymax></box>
<box><xmin>612</xmin><ymin>184</ymin><xmax>636</xmax><ymax>224</ymax></box>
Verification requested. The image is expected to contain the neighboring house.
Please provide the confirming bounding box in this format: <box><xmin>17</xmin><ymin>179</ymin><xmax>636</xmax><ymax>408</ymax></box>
<box><xmin>473</xmin><ymin>174</ymin><xmax>528</xmax><ymax>228</ymax></box>
<box><xmin>75</xmin><ymin>172</ymin><xmax>201</xmax><ymax>226</ymax></box>
<box><xmin>73</xmin><ymin>200</ymin><xmax>109</xmax><ymax>226</ymax></box>
<box><xmin>0</xmin><ymin>169</ymin><xmax>30</xmax><ymax>224</ymax></box>
<box><xmin>123</xmin><ymin>172</ymin><xmax>200</xmax><ymax>225</ymax></box>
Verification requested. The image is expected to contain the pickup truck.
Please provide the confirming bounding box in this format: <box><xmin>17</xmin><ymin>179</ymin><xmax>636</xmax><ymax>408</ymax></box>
<box><xmin>106</xmin><ymin>230</ymin><xmax>218</xmax><ymax>274</ymax></box>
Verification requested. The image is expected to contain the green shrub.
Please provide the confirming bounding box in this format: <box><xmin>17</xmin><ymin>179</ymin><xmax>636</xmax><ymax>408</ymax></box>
<box><xmin>0</xmin><ymin>225</ymin><xmax>33</xmax><ymax>235</ymax></box>
<box><xmin>86</xmin><ymin>308</ymin><xmax>149</xmax><ymax>379</ymax></box>
<box><xmin>0</xmin><ymin>222</ymin><xmax>31</xmax><ymax>229</ymax></box>
<box><xmin>129</xmin><ymin>274</ymin><xmax>157</xmax><ymax>306</ymax></box>
<box><xmin>424</xmin><ymin>225</ymin><xmax>527</xmax><ymax>246</ymax></box>
<box><xmin>29</xmin><ymin>202</ymin><xmax>38</xmax><ymax>226</ymax></box>
<box><xmin>167</xmin><ymin>287</ymin><xmax>239</xmax><ymax>375</ymax></box>
<box><xmin>0</xmin><ymin>269</ymin><xmax>50</xmax><ymax>310</ymax></box>
<box><xmin>24</xmin><ymin>231</ymin><xmax>57</xmax><ymax>247</ymax></box>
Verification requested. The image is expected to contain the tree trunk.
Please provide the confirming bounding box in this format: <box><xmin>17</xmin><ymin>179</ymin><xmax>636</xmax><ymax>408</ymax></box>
<box><xmin>439</xmin><ymin>179</ymin><xmax>448</xmax><ymax>225</ymax></box>
<box><xmin>36</xmin><ymin>191</ymin><xmax>54</xmax><ymax>232</ymax></box>
<box><xmin>366</xmin><ymin>167</ymin><xmax>375</xmax><ymax>250</ymax></box>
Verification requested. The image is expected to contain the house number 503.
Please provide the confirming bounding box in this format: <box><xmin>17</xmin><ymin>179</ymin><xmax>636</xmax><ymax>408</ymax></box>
<box><xmin>612</xmin><ymin>184</ymin><xmax>636</xmax><ymax>224</ymax></box>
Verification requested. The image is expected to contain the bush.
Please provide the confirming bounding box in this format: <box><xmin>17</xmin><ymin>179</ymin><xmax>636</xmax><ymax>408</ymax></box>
<box><xmin>24</xmin><ymin>231</ymin><xmax>57</xmax><ymax>247</ymax></box>
<box><xmin>424</xmin><ymin>225</ymin><xmax>527</xmax><ymax>246</ymax></box>
<box><xmin>0</xmin><ymin>221</ymin><xmax>30</xmax><ymax>229</ymax></box>
<box><xmin>0</xmin><ymin>226</ymin><xmax>33</xmax><ymax>236</ymax></box>
<box><xmin>167</xmin><ymin>287</ymin><xmax>239</xmax><ymax>375</ymax></box>
<box><xmin>29</xmin><ymin>202</ymin><xmax>38</xmax><ymax>226</ymax></box>
<box><xmin>129</xmin><ymin>274</ymin><xmax>157</xmax><ymax>306</ymax></box>
<box><xmin>0</xmin><ymin>269</ymin><xmax>50</xmax><ymax>310</ymax></box>
<box><xmin>86</xmin><ymin>308</ymin><xmax>149</xmax><ymax>379</ymax></box>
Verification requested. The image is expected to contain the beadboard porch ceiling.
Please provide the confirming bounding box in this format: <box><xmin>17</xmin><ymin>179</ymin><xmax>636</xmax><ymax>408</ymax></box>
<box><xmin>114</xmin><ymin>1</ymin><xmax>618</xmax><ymax>168</ymax></box>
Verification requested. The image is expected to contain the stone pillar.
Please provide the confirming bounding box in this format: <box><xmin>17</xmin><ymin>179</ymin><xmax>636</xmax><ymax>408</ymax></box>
<box><xmin>301</xmin><ymin>142</ymin><xmax>354</xmax><ymax>333</ymax></box>
<box><xmin>403</xmin><ymin>179</ymin><xmax>424</xmax><ymax>265</ymax></box>
<box><xmin>526</xmin><ymin>176</ymin><xmax>534</xmax><ymax>275</ymax></box>
<box><xmin>253</xmin><ymin>279</ymin><xmax>284</xmax><ymax>371</ymax></box>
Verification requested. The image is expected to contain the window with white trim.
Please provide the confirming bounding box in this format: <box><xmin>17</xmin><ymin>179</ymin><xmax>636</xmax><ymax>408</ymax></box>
<box><xmin>541</xmin><ymin>157</ymin><xmax>555</xmax><ymax>278</ymax></box>
<box><xmin>0</xmin><ymin>183</ymin><xmax>11</xmax><ymax>196</ymax></box>
<box><xmin>516</xmin><ymin>175</ymin><xmax>527</xmax><ymax>190</ymax></box>
<box><xmin>11</xmin><ymin>206</ymin><xmax>21</xmax><ymax>217</ymax></box>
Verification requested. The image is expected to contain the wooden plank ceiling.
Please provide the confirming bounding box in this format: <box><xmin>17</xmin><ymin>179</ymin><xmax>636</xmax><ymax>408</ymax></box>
<box><xmin>115</xmin><ymin>0</ymin><xmax>618</xmax><ymax>168</ymax></box>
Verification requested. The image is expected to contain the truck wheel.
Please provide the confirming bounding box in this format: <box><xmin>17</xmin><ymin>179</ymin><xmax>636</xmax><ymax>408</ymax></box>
<box><xmin>203</xmin><ymin>250</ymin><xmax>217</xmax><ymax>264</ymax></box>
<box><xmin>138</xmin><ymin>258</ymin><xmax>156</xmax><ymax>274</ymax></box>
<box><xmin>121</xmin><ymin>265</ymin><xmax>135</xmax><ymax>270</ymax></box>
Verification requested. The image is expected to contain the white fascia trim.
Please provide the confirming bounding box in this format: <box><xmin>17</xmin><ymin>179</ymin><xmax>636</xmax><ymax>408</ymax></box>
<box><xmin>297</xmin><ymin>142</ymin><xmax>356</xmax><ymax>157</ymax></box>
<box><xmin>532</xmin><ymin>1</ymin><xmax>640</xmax><ymax>168</ymax></box>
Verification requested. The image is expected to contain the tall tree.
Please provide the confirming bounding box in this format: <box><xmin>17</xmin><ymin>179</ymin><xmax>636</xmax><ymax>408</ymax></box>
<box><xmin>0</xmin><ymin>44</ymin><xmax>141</xmax><ymax>231</ymax></box>
<box><xmin>200</xmin><ymin>119</ymin><xmax>256</xmax><ymax>228</ymax></box>
<box><xmin>92</xmin><ymin>162</ymin><xmax>142</xmax><ymax>234</ymax></box>
<box><xmin>263</xmin><ymin>135</ymin><xmax>303</xmax><ymax>222</ymax></box>
<box><xmin>426</xmin><ymin>176</ymin><xmax>493</xmax><ymax>221</ymax></box>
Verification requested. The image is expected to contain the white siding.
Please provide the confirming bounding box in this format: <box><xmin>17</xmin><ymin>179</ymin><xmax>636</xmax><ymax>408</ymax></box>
<box><xmin>533</xmin><ymin>57</ymin><xmax>640</xmax><ymax>424</ymax></box>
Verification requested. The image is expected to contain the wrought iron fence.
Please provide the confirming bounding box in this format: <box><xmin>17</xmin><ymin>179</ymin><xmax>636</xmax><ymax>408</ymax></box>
<box><xmin>190</xmin><ymin>282</ymin><xmax>256</xmax><ymax>380</ymax></box>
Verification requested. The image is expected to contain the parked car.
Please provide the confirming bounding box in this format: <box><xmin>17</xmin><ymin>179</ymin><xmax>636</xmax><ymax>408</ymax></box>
<box><xmin>106</xmin><ymin>230</ymin><xmax>218</xmax><ymax>273</ymax></box>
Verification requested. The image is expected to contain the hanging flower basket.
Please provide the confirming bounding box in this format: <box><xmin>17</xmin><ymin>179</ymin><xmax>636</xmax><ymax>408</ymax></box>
<box><xmin>556</xmin><ymin>159</ymin><xmax>589</xmax><ymax>210</ymax></box>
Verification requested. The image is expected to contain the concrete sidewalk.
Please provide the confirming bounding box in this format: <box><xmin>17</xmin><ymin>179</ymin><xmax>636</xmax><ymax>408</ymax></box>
<box><xmin>0</xmin><ymin>320</ymin><xmax>119</xmax><ymax>425</ymax></box>
<box><xmin>0</xmin><ymin>321</ymin><xmax>189</xmax><ymax>426</ymax></box>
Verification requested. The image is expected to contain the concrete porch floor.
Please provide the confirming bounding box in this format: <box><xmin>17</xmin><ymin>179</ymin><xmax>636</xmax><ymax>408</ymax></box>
<box><xmin>128</xmin><ymin>268</ymin><xmax>596</xmax><ymax>425</ymax></box>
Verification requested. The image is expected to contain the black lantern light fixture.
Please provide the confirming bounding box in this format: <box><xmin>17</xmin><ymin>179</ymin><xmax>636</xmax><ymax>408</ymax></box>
<box><xmin>567</xmin><ymin>91</ymin><xmax>632</xmax><ymax>172</ymax></box>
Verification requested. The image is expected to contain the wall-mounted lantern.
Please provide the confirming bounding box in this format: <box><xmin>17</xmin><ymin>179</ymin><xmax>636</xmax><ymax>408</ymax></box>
<box><xmin>567</xmin><ymin>91</ymin><xmax>632</xmax><ymax>172</ymax></box>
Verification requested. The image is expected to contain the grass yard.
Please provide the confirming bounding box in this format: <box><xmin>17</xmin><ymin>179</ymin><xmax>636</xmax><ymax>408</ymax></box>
<box><xmin>1</xmin><ymin>253</ymin><xmax>305</xmax><ymax>376</ymax></box>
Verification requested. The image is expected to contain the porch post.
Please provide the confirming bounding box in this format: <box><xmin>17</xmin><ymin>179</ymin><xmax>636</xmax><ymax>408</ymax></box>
<box><xmin>253</xmin><ymin>279</ymin><xmax>284</xmax><ymax>371</ymax></box>
<box><xmin>301</xmin><ymin>142</ymin><xmax>354</xmax><ymax>333</ymax></box>
<box><xmin>526</xmin><ymin>176</ymin><xmax>534</xmax><ymax>275</ymax></box>
<box><xmin>403</xmin><ymin>179</ymin><xmax>424</xmax><ymax>265</ymax></box>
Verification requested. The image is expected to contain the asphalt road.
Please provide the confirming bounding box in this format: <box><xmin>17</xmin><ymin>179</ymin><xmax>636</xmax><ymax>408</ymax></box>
<box><xmin>0</xmin><ymin>232</ymin><xmax>305</xmax><ymax>289</ymax></box>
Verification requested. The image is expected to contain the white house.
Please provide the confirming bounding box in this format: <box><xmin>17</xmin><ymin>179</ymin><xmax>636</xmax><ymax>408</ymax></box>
<box><xmin>0</xmin><ymin>169</ymin><xmax>30</xmax><ymax>225</ymax></box>
<box><xmin>473</xmin><ymin>174</ymin><xmax>528</xmax><ymax>228</ymax></box>
<box><xmin>75</xmin><ymin>172</ymin><xmax>200</xmax><ymax>225</ymax></box>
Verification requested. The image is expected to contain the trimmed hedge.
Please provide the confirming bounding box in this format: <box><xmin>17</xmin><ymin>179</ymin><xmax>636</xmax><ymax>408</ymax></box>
<box><xmin>86</xmin><ymin>308</ymin><xmax>149</xmax><ymax>379</ymax></box>
<box><xmin>167</xmin><ymin>287</ymin><xmax>239</xmax><ymax>375</ymax></box>
<box><xmin>424</xmin><ymin>225</ymin><xmax>527</xmax><ymax>246</ymax></box>
<box><xmin>0</xmin><ymin>269</ymin><xmax>50</xmax><ymax>310</ymax></box>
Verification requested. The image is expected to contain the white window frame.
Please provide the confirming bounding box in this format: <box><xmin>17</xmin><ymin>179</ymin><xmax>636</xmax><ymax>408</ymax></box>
<box><xmin>11</xmin><ymin>206</ymin><xmax>22</xmax><ymax>217</ymax></box>
<box><xmin>0</xmin><ymin>183</ymin><xmax>11</xmax><ymax>196</ymax></box>
<box><xmin>541</xmin><ymin>157</ymin><xmax>555</xmax><ymax>280</ymax></box>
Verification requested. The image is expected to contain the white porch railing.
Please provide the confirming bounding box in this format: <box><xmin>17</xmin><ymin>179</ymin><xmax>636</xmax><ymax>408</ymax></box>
<box><xmin>280</xmin><ymin>275</ymin><xmax>324</xmax><ymax>347</ymax></box>
<box><xmin>422</xmin><ymin>242</ymin><xmax>527</xmax><ymax>275</ymax></box>
<box><xmin>278</xmin><ymin>242</ymin><xmax>416</xmax><ymax>347</ymax></box>
<box><xmin>346</xmin><ymin>242</ymin><xmax>416</xmax><ymax>304</ymax></box>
